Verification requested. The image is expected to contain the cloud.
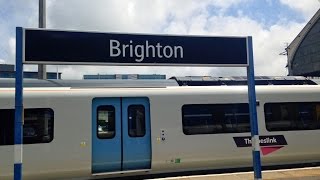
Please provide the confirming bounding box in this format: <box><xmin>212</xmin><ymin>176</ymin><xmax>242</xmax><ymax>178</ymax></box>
<box><xmin>45</xmin><ymin>0</ymin><xmax>313</xmax><ymax>79</ymax></box>
<box><xmin>47</xmin><ymin>0</ymin><xmax>249</xmax><ymax>32</ymax></box>
<box><xmin>163</xmin><ymin>13</ymin><xmax>307</xmax><ymax>77</ymax></box>
<box><xmin>0</xmin><ymin>0</ymin><xmax>37</xmax><ymax>65</ymax></box>
<box><xmin>0</xmin><ymin>58</ymin><xmax>5</xmax><ymax>64</ymax></box>
<box><xmin>8</xmin><ymin>37</ymin><xmax>15</xmax><ymax>57</ymax></box>
<box><xmin>279</xmin><ymin>0</ymin><xmax>320</xmax><ymax>19</ymax></box>
<box><xmin>2</xmin><ymin>0</ymin><xmax>318</xmax><ymax>79</ymax></box>
<box><xmin>43</xmin><ymin>0</ymin><xmax>251</xmax><ymax>79</ymax></box>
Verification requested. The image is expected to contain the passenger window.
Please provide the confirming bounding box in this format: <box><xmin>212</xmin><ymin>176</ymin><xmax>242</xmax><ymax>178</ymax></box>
<box><xmin>265</xmin><ymin>102</ymin><xmax>320</xmax><ymax>131</ymax></box>
<box><xmin>23</xmin><ymin>108</ymin><xmax>54</xmax><ymax>144</ymax></box>
<box><xmin>0</xmin><ymin>108</ymin><xmax>54</xmax><ymax>145</ymax></box>
<box><xmin>97</xmin><ymin>106</ymin><xmax>115</xmax><ymax>139</ymax></box>
<box><xmin>128</xmin><ymin>105</ymin><xmax>146</xmax><ymax>137</ymax></box>
<box><xmin>182</xmin><ymin>104</ymin><xmax>250</xmax><ymax>135</ymax></box>
<box><xmin>0</xmin><ymin>109</ymin><xmax>14</xmax><ymax>145</ymax></box>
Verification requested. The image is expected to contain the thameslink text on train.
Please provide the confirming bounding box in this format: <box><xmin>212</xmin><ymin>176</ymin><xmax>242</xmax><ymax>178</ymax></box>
<box><xmin>244</xmin><ymin>137</ymin><xmax>277</xmax><ymax>145</ymax></box>
<box><xmin>109</xmin><ymin>39</ymin><xmax>184</xmax><ymax>62</ymax></box>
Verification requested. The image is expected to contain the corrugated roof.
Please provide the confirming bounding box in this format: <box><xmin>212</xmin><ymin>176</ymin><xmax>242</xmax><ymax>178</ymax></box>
<box><xmin>1</xmin><ymin>76</ymin><xmax>319</xmax><ymax>88</ymax></box>
<box><xmin>170</xmin><ymin>76</ymin><xmax>317</xmax><ymax>86</ymax></box>
<box><xmin>287</xmin><ymin>8</ymin><xmax>320</xmax><ymax>69</ymax></box>
<box><xmin>0</xmin><ymin>79</ymin><xmax>179</xmax><ymax>88</ymax></box>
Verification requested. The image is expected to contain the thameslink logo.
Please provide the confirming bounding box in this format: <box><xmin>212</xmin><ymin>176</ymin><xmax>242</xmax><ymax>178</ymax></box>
<box><xmin>233</xmin><ymin>135</ymin><xmax>288</xmax><ymax>156</ymax></box>
<box><xmin>109</xmin><ymin>39</ymin><xmax>184</xmax><ymax>62</ymax></box>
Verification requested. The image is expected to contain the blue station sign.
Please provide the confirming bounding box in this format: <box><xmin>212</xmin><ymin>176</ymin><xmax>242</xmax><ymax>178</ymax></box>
<box><xmin>24</xmin><ymin>28</ymin><xmax>249</xmax><ymax>66</ymax></box>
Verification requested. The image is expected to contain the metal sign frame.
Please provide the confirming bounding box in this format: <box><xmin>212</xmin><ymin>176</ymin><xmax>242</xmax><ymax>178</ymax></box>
<box><xmin>14</xmin><ymin>27</ymin><xmax>261</xmax><ymax>180</ymax></box>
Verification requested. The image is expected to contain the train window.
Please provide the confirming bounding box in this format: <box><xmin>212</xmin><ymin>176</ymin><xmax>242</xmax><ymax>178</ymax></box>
<box><xmin>182</xmin><ymin>104</ymin><xmax>250</xmax><ymax>135</ymax></box>
<box><xmin>97</xmin><ymin>106</ymin><xmax>115</xmax><ymax>139</ymax></box>
<box><xmin>265</xmin><ymin>102</ymin><xmax>320</xmax><ymax>131</ymax></box>
<box><xmin>128</xmin><ymin>105</ymin><xmax>146</xmax><ymax>137</ymax></box>
<box><xmin>0</xmin><ymin>108</ymin><xmax>54</xmax><ymax>145</ymax></box>
<box><xmin>23</xmin><ymin>108</ymin><xmax>54</xmax><ymax>144</ymax></box>
<box><xmin>0</xmin><ymin>109</ymin><xmax>14</xmax><ymax>145</ymax></box>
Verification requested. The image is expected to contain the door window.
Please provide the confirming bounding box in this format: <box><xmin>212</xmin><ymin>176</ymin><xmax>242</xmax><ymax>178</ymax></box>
<box><xmin>97</xmin><ymin>105</ymin><xmax>115</xmax><ymax>139</ymax></box>
<box><xmin>128</xmin><ymin>105</ymin><xmax>146</xmax><ymax>137</ymax></box>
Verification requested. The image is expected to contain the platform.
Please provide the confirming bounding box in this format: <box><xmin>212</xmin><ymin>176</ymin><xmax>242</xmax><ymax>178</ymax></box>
<box><xmin>151</xmin><ymin>166</ymin><xmax>320</xmax><ymax>180</ymax></box>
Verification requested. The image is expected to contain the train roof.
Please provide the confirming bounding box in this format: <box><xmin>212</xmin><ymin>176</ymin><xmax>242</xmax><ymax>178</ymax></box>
<box><xmin>0</xmin><ymin>78</ymin><xmax>179</xmax><ymax>88</ymax></box>
<box><xmin>170</xmin><ymin>76</ymin><xmax>318</xmax><ymax>86</ymax></box>
<box><xmin>0</xmin><ymin>76</ymin><xmax>318</xmax><ymax>88</ymax></box>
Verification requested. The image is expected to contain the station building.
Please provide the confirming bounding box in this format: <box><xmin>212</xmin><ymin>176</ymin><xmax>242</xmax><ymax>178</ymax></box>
<box><xmin>287</xmin><ymin>8</ymin><xmax>320</xmax><ymax>76</ymax></box>
<box><xmin>83</xmin><ymin>74</ymin><xmax>166</xmax><ymax>80</ymax></box>
<box><xmin>0</xmin><ymin>64</ymin><xmax>61</xmax><ymax>79</ymax></box>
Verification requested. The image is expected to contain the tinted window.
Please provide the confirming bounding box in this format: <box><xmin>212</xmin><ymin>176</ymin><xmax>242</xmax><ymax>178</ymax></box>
<box><xmin>182</xmin><ymin>104</ymin><xmax>250</xmax><ymax>135</ymax></box>
<box><xmin>0</xmin><ymin>109</ymin><xmax>14</xmax><ymax>145</ymax></box>
<box><xmin>97</xmin><ymin>105</ymin><xmax>115</xmax><ymax>139</ymax></box>
<box><xmin>128</xmin><ymin>105</ymin><xmax>146</xmax><ymax>137</ymax></box>
<box><xmin>0</xmin><ymin>108</ymin><xmax>54</xmax><ymax>145</ymax></box>
<box><xmin>23</xmin><ymin>109</ymin><xmax>54</xmax><ymax>144</ymax></box>
<box><xmin>265</xmin><ymin>102</ymin><xmax>320</xmax><ymax>131</ymax></box>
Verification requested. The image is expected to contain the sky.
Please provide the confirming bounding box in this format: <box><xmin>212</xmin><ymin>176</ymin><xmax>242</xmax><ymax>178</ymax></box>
<box><xmin>0</xmin><ymin>0</ymin><xmax>319</xmax><ymax>79</ymax></box>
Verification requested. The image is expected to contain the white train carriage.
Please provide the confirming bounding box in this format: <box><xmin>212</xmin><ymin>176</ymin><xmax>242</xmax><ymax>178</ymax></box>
<box><xmin>0</xmin><ymin>77</ymin><xmax>320</xmax><ymax>179</ymax></box>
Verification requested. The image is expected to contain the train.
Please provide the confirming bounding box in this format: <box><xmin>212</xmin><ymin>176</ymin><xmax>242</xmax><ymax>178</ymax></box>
<box><xmin>1</xmin><ymin>76</ymin><xmax>320</xmax><ymax>179</ymax></box>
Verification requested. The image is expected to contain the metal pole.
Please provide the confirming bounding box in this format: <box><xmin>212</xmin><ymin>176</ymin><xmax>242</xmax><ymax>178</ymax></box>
<box><xmin>38</xmin><ymin>0</ymin><xmax>46</xmax><ymax>79</ymax></box>
<box><xmin>56</xmin><ymin>65</ymin><xmax>59</xmax><ymax>79</ymax></box>
<box><xmin>14</xmin><ymin>27</ymin><xmax>24</xmax><ymax>180</ymax></box>
<box><xmin>246</xmin><ymin>36</ymin><xmax>262</xmax><ymax>180</ymax></box>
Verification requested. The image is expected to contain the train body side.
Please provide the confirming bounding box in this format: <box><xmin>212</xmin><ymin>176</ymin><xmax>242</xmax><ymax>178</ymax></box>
<box><xmin>0</xmin><ymin>85</ymin><xmax>320</xmax><ymax>179</ymax></box>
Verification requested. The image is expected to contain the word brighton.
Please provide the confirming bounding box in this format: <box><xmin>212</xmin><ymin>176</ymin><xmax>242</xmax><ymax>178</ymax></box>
<box><xmin>109</xmin><ymin>40</ymin><xmax>184</xmax><ymax>62</ymax></box>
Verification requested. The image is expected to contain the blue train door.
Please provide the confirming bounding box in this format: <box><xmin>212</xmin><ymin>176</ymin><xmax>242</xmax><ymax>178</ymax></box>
<box><xmin>92</xmin><ymin>97</ymin><xmax>151</xmax><ymax>174</ymax></box>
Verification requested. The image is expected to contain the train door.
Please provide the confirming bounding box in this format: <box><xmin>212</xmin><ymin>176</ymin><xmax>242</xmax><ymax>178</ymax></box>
<box><xmin>92</xmin><ymin>97</ymin><xmax>151</xmax><ymax>174</ymax></box>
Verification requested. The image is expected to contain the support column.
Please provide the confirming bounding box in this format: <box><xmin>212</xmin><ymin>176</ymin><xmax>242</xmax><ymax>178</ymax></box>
<box><xmin>246</xmin><ymin>36</ymin><xmax>262</xmax><ymax>180</ymax></box>
<box><xmin>14</xmin><ymin>27</ymin><xmax>24</xmax><ymax>180</ymax></box>
<box><xmin>38</xmin><ymin>0</ymin><xmax>46</xmax><ymax>79</ymax></box>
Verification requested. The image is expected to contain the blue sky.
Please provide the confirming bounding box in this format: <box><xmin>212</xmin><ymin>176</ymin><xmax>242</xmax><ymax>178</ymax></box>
<box><xmin>0</xmin><ymin>0</ymin><xmax>319</xmax><ymax>79</ymax></box>
<box><xmin>222</xmin><ymin>0</ymin><xmax>305</xmax><ymax>27</ymax></box>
